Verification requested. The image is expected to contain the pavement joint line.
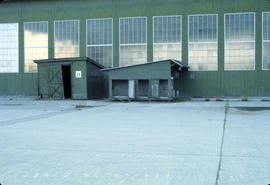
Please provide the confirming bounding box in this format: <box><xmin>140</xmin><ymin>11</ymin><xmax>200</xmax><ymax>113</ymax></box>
<box><xmin>0</xmin><ymin>104</ymin><xmax>108</xmax><ymax>127</ymax></box>
<box><xmin>215</xmin><ymin>100</ymin><xmax>229</xmax><ymax>185</ymax></box>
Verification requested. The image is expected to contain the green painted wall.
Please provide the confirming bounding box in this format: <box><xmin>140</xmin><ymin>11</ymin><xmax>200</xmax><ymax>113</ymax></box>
<box><xmin>0</xmin><ymin>0</ymin><xmax>270</xmax><ymax>97</ymax></box>
<box><xmin>86</xmin><ymin>62</ymin><xmax>103</xmax><ymax>99</ymax></box>
<box><xmin>105</xmin><ymin>61</ymin><xmax>173</xmax><ymax>100</ymax></box>
<box><xmin>107</xmin><ymin>62</ymin><xmax>171</xmax><ymax>80</ymax></box>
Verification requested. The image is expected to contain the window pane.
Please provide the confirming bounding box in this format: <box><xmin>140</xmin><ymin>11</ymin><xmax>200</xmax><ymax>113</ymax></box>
<box><xmin>120</xmin><ymin>45</ymin><xmax>147</xmax><ymax>66</ymax></box>
<box><xmin>0</xmin><ymin>23</ymin><xmax>19</xmax><ymax>73</ymax></box>
<box><xmin>263</xmin><ymin>12</ymin><xmax>270</xmax><ymax>70</ymax></box>
<box><xmin>263</xmin><ymin>13</ymin><xmax>270</xmax><ymax>41</ymax></box>
<box><xmin>188</xmin><ymin>14</ymin><xmax>218</xmax><ymax>71</ymax></box>
<box><xmin>87</xmin><ymin>18</ymin><xmax>113</xmax><ymax>68</ymax></box>
<box><xmin>54</xmin><ymin>20</ymin><xmax>79</xmax><ymax>58</ymax></box>
<box><xmin>263</xmin><ymin>42</ymin><xmax>270</xmax><ymax>69</ymax></box>
<box><xmin>153</xmin><ymin>16</ymin><xmax>182</xmax><ymax>61</ymax></box>
<box><xmin>87</xmin><ymin>46</ymin><xmax>112</xmax><ymax>68</ymax></box>
<box><xmin>120</xmin><ymin>17</ymin><xmax>147</xmax><ymax>45</ymax></box>
<box><xmin>153</xmin><ymin>43</ymin><xmax>181</xmax><ymax>61</ymax></box>
<box><xmin>225</xmin><ymin>42</ymin><xmax>255</xmax><ymax>70</ymax></box>
<box><xmin>119</xmin><ymin>17</ymin><xmax>147</xmax><ymax>66</ymax></box>
<box><xmin>24</xmin><ymin>22</ymin><xmax>48</xmax><ymax>72</ymax></box>
<box><xmin>224</xmin><ymin>13</ymin><xmax>255</xmax><ymax>70</ymax></box>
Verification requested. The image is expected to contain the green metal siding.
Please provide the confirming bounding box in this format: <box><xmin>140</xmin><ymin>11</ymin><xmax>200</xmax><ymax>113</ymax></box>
<box><xmin>0</xmin><ymin>0</ymin><xmax>269</xmax><ymax>97</ymax></box>
<box><xmin>106</xmin><ymin>61</ymin><xmax>175</xmax><ymax>100</ymax></box>
<box><xmin>107</xmin><ymin>62</ymin><xmax>171</xmax><ymax>80</ymax></box>
<box><xmin>36</xmin><ymin>58</ymin><xmax>102</xmax><ymax>99</ymax></box>
<box><xmin>71</xmin><ymin>61</ymin><xmax>88</xmax><ymax>99</ymax></box>
<box><xmin>86</xmin><ymin>63</ymin><xmax>103</xmax><ymax>99</ymax></box>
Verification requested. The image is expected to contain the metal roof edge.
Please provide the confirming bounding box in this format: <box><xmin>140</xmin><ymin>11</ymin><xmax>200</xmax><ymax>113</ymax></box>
<box><xmin>101</xmin><ymin>59</ymin><xmax>188</xmax><ymax>71</ymax></box>
<box><xmin>34</xmin><ymin>57</ymin><xmax>104</xmax><ymax>69</ymax></box>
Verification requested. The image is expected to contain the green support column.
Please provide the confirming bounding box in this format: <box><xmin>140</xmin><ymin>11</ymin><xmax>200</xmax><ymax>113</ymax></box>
<box><xmin>256</xmin><ymin>11</ymin><xmax>262</xmax><ymax>95</ymax></box>
<box><xmin>168</xmin><ymin>79</ymin><xmax>173</xmax><ymax>100</ymax></box>
<box><xmin>109</xmin><ymin>79</ymin><xmax>112</xmax><ymax>98</ymax></box>
<box><xmin>19</xmin><ymin>22</ymin><xmax>24</xmax><ymax>74</ymax></box>
<box><xmin>80</xmin><ymin>17</ymin><xmax>86</xmax><ymax>57</ymax></box>
<box><xmin>256</xmin><ymin>11</ymin><xmax>262</xmax><ymax>71</ymax></box>
<box><xmin>180</xmin><ymin>14</ymin><xmax>188</xmax><ymax>96</ymax></box>
<box><xmin>48</xmin><ymin>0</ymin><xmax>54</xmax><ymax>59</ymax></box>
<box><xmin>218</xmin><ymin>12</ymin><xmax>225</xmax><ymax>96</ymax></box>
<box><xmin>113</xmin><ymin>16</ymin><xmax>119</xmax><ymax>67</ymax></box>
<box><xmin>19</xmin><ymin>21</ymin><xmax>24</xmax><ymax>95</ymax></box>
<box><xmin>182</xmin><ymin>14</ymin><xmax>188</xmax><ymax>65</ymax></box>
<box><xmin>218</xmin><ymin>13</ymin><xmax>224</xmax><ymax>72</ymax></box>
<box><xmin>147</xmin><ymin>16</ymin><xmax>153</xmax><ymax>62</ymax></box>
<box><xmin>48</xmin><ymin>20</ymin><xmax>54</xmax><ymax>59</ymax></box>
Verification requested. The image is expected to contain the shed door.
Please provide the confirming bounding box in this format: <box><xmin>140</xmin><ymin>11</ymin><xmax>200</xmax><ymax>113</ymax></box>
<box><xmin>39</xmin><ymin>65</ymin><xmax>64</xmax><ymax>99</ymax></box>
<box><xmin>151</xmin><ymin>80</ymin><xmax>159</xmax><ymax>98</ymax></box>
<box><xmin>128</xmin><ymin>80</ymin><xmax>135</xmax><ymax>98</ymax></box>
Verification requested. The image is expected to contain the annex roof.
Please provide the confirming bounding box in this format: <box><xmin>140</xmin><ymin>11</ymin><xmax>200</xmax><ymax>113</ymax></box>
<box><xmin>101</xmin><ymin>59</ymin><xmax>189</xmax><ymax>71</ymax></box>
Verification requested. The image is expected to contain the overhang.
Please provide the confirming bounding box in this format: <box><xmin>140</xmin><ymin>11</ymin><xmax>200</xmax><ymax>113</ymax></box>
<box><xmin>34</xmin><ymin>57</ymin><xmax>104</xmax><ymax>69</ymax></box>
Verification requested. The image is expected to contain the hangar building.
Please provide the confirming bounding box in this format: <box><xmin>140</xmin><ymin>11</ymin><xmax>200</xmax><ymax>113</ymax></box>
<box><xmin>0</xmin><ymin>0</ymin><xmax>270</xmax><ymax>98</ymax></box>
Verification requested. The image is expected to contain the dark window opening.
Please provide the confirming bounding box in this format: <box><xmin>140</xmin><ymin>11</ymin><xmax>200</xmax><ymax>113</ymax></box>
<box><xmin>112</xmin><ymin>80</ymin><xmax>128</xmax><ymax>96</ymax></box>
<box><xmin>62</xmin><ymin>65</ymin><xmax>72</xmax><ymax>99</ymax></box>
<box><xmin>159</xmin><ymin>80</ymin><xmax>168</xmax><ymax>97</ymax></box>
<box><xmin>138</xmin><ymin>80</ymin><xmax>149</xmax><ymax>97</ymax></box>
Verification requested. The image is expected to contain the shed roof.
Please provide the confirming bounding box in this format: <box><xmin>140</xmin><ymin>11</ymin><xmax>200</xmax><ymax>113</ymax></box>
<box><xmin>101</xmin><ymin>59</ymin><xmax>188</xmax><ymax>71</ymax></box>
<box><xmin>34</xmin><ymin>57</ymin><xmax>104</xmax><ymax>69</ymax></box>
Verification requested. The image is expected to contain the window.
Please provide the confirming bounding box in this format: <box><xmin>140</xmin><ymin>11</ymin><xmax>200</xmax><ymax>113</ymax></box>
<box><xmin>224</xmin><ymin>13</ymin><xmax>255</xmax><ymax>70</ymax></box>
<box><xmin>153</xmin><ymin>15</ymin><xmax>182</xmax><ymax>61</ymax></box>
<box><xmin>87</xmin><ymin>18</ymin><xmax>113</xmax><ymax>68</ymax></box>
<box><xmin>54</xmin><ymin>20</ymin><xmax>79</xmax><ymax>58</ymax></box>
<box><xmin>0</xmin><ymin>23</ymin><xmax>18</xmax><ymax>73</ymax></box>
<box><xmin>119</xmin><ymin>17</ymin><xmax>147</xmax><ymax>67</ymax></box>
<box><xmin>24</xmin><ymin>21</ymin><xmax>48</xmax><ymax>72</ymax></box>
<box><xmin>263</xmin><ymin>12</ymin><xmax>270</xmax><ymax>70</ymax></box>
<box><xmin>188</xmin><ymin>14</ymin><xmax>218</xmax><ymax>71</ymax></box>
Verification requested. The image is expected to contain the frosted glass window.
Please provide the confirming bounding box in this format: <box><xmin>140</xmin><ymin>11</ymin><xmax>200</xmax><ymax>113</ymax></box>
<box><xmin>0</xmin><ymin>23</ymin><xmax>18</xmax><ymax>73</ymax></box>
<box><xmin>54</xmin><ymin>20</ymin><xmax>79</xmax><ymax>58</ymax></box>
<box><xmin>224</xmin><ymin>13</ymin><xmax>255</xmax><ymax>70</ymax></box>
<box><xmin>263</xmin><ymin>12</ymin><xmax>270</xmax><ymax>70</ymax></box>
<box><xmin>188</xmin><ymin>14</ymin><xmax>218</xmax><ymax>71</ymax></box>
<box><xmin>153</xmin><ymin>15</ymin><xmax>182</xmax><ymax>61</ymax></box>
<box><xmin>24</xmin><ymin>22</ymin><xmax>48</xmax><ymax>72</ymax></box>
<box><xmin>119</xmin><ymin>17</ymin><xmax>147</xmax><ymax>66</ymax></box>
<box><xmin>87</xmin><ymin>18</ymin><xmax>113</xmax><ymax>68</ymax></box>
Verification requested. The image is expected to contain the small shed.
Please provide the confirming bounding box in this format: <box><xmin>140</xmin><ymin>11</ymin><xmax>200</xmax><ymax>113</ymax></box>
<box><xmin>34</xmin><ymin>57</ymin><xmax>104</xmax><ymax>99</ymax></box>
<box><xmin>102</xmin><ymin>59</ymin><xmax>188</xmax><ymax>101</ymax></box>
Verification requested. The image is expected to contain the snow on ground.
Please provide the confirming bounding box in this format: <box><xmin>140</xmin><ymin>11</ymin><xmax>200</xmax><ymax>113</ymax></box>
<box><xmin>0</xmin><ymin>98</ymin><xmax>269</xmax><ymax>185</ymax></box>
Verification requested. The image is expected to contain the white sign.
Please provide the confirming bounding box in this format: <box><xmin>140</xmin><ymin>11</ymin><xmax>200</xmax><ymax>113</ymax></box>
<box><xmin>75</xmin><ymin>71</ymin><xmax>82</xmax><ymax>78</ymax></box>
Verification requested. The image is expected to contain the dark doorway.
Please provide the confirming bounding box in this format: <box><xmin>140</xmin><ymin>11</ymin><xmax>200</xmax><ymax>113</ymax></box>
<box><xmin>62</xmin><ymin>65</ymin><xmax>72</xmax><ymax>99</ymax></box>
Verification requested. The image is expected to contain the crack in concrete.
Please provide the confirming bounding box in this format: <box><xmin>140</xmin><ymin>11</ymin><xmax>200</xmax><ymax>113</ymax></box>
<box><xmin>215</xmin><ymin>100</ymin><xmax>229</xmax><ymax>185</ymax></box>
<box><xmin>0</xmin><ymin>108</ymin><xmax>76</xmax><ymax>127</ymax></box>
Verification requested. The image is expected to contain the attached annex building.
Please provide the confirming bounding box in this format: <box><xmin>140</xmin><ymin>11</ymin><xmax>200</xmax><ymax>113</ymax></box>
<box><xmin>0</xmin><ymin>0</ymin><xmax>270</xmax><ymax>98</ymax></box>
